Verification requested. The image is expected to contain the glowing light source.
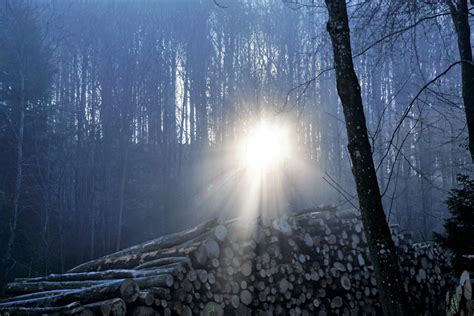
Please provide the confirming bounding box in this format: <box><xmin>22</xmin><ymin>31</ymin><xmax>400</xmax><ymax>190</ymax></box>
<box><xmin>239</xmin><ymin>120</ymin><xmax>290</xmax><ymax>172</ymax></box>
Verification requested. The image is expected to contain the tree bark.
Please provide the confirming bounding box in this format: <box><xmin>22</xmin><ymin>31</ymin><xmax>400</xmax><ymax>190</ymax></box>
<box><xmin>323</xmin><ymin>1</ymin><xmax>408</xmax><ymax>315</ymax></box>
<box><xmin>0</xmin><ymin>279</ymin><xmax>139</xmax><ymax>307</ymax></box>
<box><xmin>71</xmin><ymin>298</ymin><xmax>126</xmax><ymax>316</ymax></box>
<box><xmin>69</xmin><ymin>218</ymin><xmax>216</xmax><ymax>273</ymax></box>
<box><xmin>15</xmin><ymin>267</ymin><xmax>179</xmax><ymax>283</ymax></box>
<box><xmin>6</xmin><ymin>280</ymin><xmax>109</xmax><ymax>295</ymax></box>
<box><xmin>0</xmin><ymin>302</ymin><xmax>80</xmax><ymax>315</ymax></box>
<box><xmin>116</xmin><ymin>142</ymin><xmax>129</xmax><ymax>252</ymax></box>
<box><xmin>446</xmin><ymin>0</ymin><xmax>474</xmax><ymax>161</ymax></box>
<box><xmin>71</xmin><ymin>242</ymin><xmax>201</xmax><ymax>272</ymax></box>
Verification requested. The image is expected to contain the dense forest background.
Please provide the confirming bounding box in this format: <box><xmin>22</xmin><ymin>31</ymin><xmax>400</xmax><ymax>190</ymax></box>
<box><xmin>0</xmin><ymin>0</ymin><xmax>472</xmax><ymax>286</ymax></box>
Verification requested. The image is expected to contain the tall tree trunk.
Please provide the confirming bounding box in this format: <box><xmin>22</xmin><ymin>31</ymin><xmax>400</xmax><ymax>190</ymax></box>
<box><xmin>90</xmin><ymin>57</ymin><xmax>98</xmax><ymax>260</ymax></box>
<box><xmin>323</xmin><ymin>1</ymin><xmax>408</xmax><ymax>315</ymax></box>
<box><xmin>447</xmin><ymin>0</ymin><xmax>474</xmax><ymax>161</ymax></box>
<box><xmin>6</xmin><ymin>70</ymin><xmax>25</xmax><ymax>264</ymax></box>
<box><xmin>115</xmin><ymin>143</ymin><xmax>129</xmax><ymax>252</ymax></box>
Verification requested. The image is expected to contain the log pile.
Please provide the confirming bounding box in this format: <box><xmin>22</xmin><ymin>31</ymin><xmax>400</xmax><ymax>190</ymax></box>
<box><xmin>0</xmin><ymin>207</ymin><xmax>453</xmax><ymax>315</ymax></box>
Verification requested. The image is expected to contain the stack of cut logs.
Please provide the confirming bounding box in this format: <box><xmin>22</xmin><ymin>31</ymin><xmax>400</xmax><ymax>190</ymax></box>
<box><xmin>0</xmin><ymin>207</ymin><xmax>452</xmax><ymax>315</ymax></box>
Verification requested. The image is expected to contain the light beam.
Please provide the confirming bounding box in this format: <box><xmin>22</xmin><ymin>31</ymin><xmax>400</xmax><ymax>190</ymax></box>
<box><xmin>239</xmin><ymin>120</ymin><xmax>290</xmax><ymax>173</ymax></box>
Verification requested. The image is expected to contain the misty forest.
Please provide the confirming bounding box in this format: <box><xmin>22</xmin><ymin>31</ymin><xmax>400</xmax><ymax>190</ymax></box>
<box><xmin>0</xmin><ymin>0</ymin><xmax>473</xmax><ymax>315</ymax></box>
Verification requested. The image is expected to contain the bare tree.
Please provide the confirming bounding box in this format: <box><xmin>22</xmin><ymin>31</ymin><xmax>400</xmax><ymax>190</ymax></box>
<box><xmin>323</xmin><ymin>0</ymin><xmax>408</xmax><ymax>314</ymax></box>
<box><xmin>445</xmin><ymin>0</ymin><xmax>474</xmax><ymax>161</ymax></box>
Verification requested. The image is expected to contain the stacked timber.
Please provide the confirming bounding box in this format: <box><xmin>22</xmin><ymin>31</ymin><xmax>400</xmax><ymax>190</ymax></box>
<box><xmin>0</xmin><ymin>206</ymin><xmax>452</xmax><ymax>315</ymax></box>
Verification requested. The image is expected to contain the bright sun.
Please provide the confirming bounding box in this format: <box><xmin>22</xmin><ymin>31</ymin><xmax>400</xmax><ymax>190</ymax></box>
<box><xmin>240</xmin><ymin>120</ymin><xmax>290</xmax><ymax>172</ymax></box>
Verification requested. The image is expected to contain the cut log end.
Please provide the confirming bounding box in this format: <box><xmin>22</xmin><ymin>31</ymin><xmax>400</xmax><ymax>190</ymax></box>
<box><xmin>120</xmin><ymin>280</ymin><xmax>139</xmax><ymax>303</ymax></box>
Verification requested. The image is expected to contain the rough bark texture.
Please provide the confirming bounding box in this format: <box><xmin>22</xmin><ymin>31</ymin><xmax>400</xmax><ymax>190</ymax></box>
<box><xmin>6</xmin><ymin>71</ymin><xmax>25</xmax><ymax>263</ymax></box>
<box><xmin>447</xmin><ymin>0</ymin><xmax>474</xmax><ymax>161</ymax></box>
<box><xmin>72</xmin><ymin>298</ymin><xmax>126</xmax><ymax>316</ymax></box>
<box><xmin>0</xmin><ymin>279</ymin><xmax>138</xmax><ymax>308</ymax></box>
<box><xmin>14</xmin><ymin>267</ymin><xmax>179</xmax><ymax>283</ymax></box>
<box><xmin>323</xmin><ymin>0</ymin><xmax>409</xmax><ymax>314</ymax></box>
<box><xmin>0</xmin><ymin>301</ymin><xmax>80</xmax><ymax>315</ymax></box>
<box><xmin>6</xmin><ymin>280</ymin><xmax>109</xmax><ymax>295</ymax></box>
<box><xmin>70</xmin><ymin>218</ymin><xmax>217</xmax><ymax>273</ymax></box>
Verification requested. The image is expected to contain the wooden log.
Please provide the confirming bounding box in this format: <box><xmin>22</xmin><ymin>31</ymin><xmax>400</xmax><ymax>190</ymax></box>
<box><xmin>271</xmin><ymin>217</ymin><xmax>292</xmax><ymax>236</ymax></box>
<box><xmin>6</xmin><ymin>270</ymin><xmax>174</xmax><ymax>296</ymax></box>
<box><xmin>148</xmin><ymin>287</ymin><xmax>170</xmax><ymax>299</ymax></box>
<box><xmin>203</xmin><ymin>302</ymin><xmax>224</xmax><ymax>316</ymax></box>
<box><xmin>463</xmin><ymin>279</ymin><xmax>472</xmax><ymax>301</ymax></box>
<box><xmin>230</xmin><ymin>295</ymin><xmax>240</xmax><ymax>309</ymax></box>
<box><xmin>240</xmin><ymin>290</ymin><xmax>253</xmax><ymax>306</ymax></box>
<box><xmin>241</xmin><ymin>261</ymin><xmax>252</xmax><ymax>277</ymax></box>
<box><xmin>134</xmin><ymin>257</ymin><xmax>191</xmax><ymax>270</ymax></box>
<box><xmin>68</xmin><ymin>243</ymin><xmax>201</xmax><ymax>272</ymax></box>
<box><xmin>0</xmin><ymin>301</ymin><xmax>80</xmax><ymax>315</ymax></box>
<box><xmin>134</xmin><ymin>274</ymin><xmax>174</xmax><ymax>289</ymax></box>
<box><xmin>182</xmin><ymin>305</ymin><xmax>192</xmax><ymax>316</ymax></box>
<box><xmin>197</xmin><ymin>269</ymin><xmax>208</xmax><ymax>283</ymax></box>
<box><xmin>0</xmin><ymin>279</ymin><xmax>138</xmax><ymax>307</ymax></box>
<box><xmin>138</xmin><ymin>291</ymin><xmax>155</xmax><ymax>306</ymax></box>
<box><xmin>70</xmin><ymin>307</ymin><xmax>95</xmax><ymax>316</ymax></box>
<box><xmin>340</xmin><ymin>275</ymin><xmax>351</xmax><ymax>291</ymax></box>
<box><xmin>0</xmin><ymin>289</ymin><xmax>66</xmax><ymax>303</ymax></box>
<box><xmin>69</xmin><ymin>218</ymin><xmax>218</xmax><ymax>273</ymax></box>
<box><xmin>294</xmin><ymin>205</ymin><xmax>338</xmax><ymax>217</ymax></box>
<box><xmin>214</xmin><ymin>225</ymin><xmax>228</xmax><ymax>242</ymax></box>
<box><xmin>6</xmin><ymin>280</ymin><xmax>108</xmax><ymax>295</ymax></box>
<box><xmin>202</xmin><ymin>239</ymin><xmax>220</xmax><ymax>260</ymax></box>
<box><xmin>331</xmin><ymin>296</ymin><xmax>343</xmax><ymax>309</ymax></box>
<box><xmin>74</xmin><ymin>298</ymin><xmax>126</xmax><ymax>316</ymax></box>
<box><xmin>16</xmin><ymin>268</ymin><xmax>179</xmax><ymax>285</ymax></box>
<box><xmin>127</xmin><ymin>305</ymin><xmax>159</xmax><ymax>316</ymax></box>
<box><xmin>168</xmin><ymin>301</ymin><xmax>192</xmax><ymax>315</ymax></box>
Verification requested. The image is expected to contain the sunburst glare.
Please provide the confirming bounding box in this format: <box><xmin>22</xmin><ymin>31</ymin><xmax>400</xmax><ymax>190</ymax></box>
<box><xmin>239</xmin><ymin>120</ymin><xmax>291</xmax><ymax>173</ymax></box>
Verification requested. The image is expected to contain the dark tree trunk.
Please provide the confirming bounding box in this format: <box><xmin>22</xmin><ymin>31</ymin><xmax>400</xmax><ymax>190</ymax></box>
<box><xmin>323</xmin><ymin>0</ymin><xmax>408</xmax><ymax>315</ymax></box>
<box><xmin>447</xmin><ymin>0</ymin><xmax>474</xmax><ymax>161</ymax></box>
<box><xmin>6</xmin><ymin>71</ymin><xmax>25</xmax><ymax>264</ymax></box>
